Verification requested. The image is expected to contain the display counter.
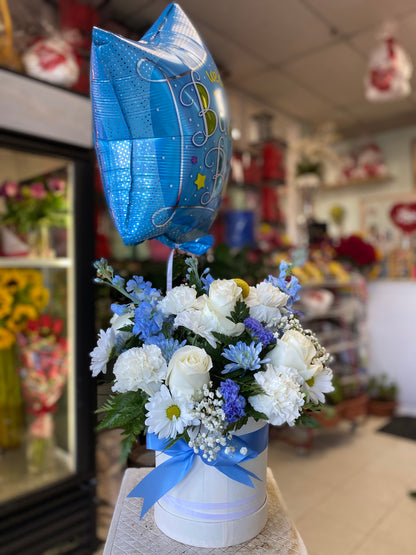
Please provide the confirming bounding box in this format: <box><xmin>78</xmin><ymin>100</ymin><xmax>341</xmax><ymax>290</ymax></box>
<box><xmin>367</xmin><ymin>279</ymin><xmax>416</xmax><ymax>415</ymax></box>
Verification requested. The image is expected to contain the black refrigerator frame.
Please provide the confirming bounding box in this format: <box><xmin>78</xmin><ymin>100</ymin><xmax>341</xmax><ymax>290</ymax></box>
<box><xmin>0</xmin><ymin>129</ymin><xmax>97</xmax><ymax>555</ymax></box>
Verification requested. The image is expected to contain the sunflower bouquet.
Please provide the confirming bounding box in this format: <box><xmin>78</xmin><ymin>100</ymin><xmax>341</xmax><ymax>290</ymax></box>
<box><xmin>0</xmin><ymin>268</ymin><xmax>50</xmax><ymax>448</ymax></box>
<box><xmin>91</xmin><ymin>257</ymin><xmax>334</xmax><ymax>463</ymax></box>
<box><xmin>0</xmin><ymin>269</ymin><xmax>50</xmax><ymax>350</ymax></box>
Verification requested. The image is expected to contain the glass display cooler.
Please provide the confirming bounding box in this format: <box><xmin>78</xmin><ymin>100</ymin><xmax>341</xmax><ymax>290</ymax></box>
<box><xmin>0</xmin><ymin>126</ymin><xmax>96</xmax><ymax>553</ymax></box>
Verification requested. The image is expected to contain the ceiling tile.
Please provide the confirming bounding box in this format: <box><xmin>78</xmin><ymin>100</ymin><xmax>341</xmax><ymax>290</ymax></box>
<box><xmin>305</xmin><ymin>0</ymin><xmax>416</xmax><ymax>35</ymax></box>
<box><xmin>162</xmin><ymin>0</ymin><xmax>334</xmax><ymax>65</ymax></box>
<box><xmin>282</xmin><ymin>43</ymin><xmax>368</xmax><ymax>105</ymax></box>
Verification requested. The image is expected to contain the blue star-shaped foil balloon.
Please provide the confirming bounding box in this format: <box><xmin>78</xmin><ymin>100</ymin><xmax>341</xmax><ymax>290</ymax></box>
<box><xmin>90</xmin><ymin>3</ymin><xmax>232</xmax><ymax>255</ymax></box>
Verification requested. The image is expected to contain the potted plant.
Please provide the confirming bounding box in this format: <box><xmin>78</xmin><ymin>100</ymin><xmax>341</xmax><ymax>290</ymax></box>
<box><xmin>366</xmin><ymin>374</ymin><xmax>398</xmax><ymax>417</ymax></box>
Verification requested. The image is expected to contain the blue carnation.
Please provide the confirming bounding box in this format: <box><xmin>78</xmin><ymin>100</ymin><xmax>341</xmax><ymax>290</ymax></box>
<box><xmin>222</xmin><ymin>341</ymin><xmax>267</xmax><ymax>374</ymax></box>
<box><xmin>220</xmin><ymin>379</ymin><xmax>246</xmax><ymax>423</ymax></box>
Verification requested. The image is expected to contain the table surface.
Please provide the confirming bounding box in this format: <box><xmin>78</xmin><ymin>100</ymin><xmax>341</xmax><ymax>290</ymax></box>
<box><xmin>104</xmin><ymin>467</ymin><xmax>308</xmax><ymax>554</ymax></box>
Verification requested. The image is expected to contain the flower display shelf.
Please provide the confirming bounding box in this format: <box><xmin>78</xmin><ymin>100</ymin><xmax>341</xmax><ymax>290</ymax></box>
<box><xmin>0</xmin><ymin>257</ymin><xmax>71</xmax><ymax>269</ymax></box>
<box><xmin>322</xmin><ymin>174</ymin><xmax>393</xmax><ymax>190</ymax></box>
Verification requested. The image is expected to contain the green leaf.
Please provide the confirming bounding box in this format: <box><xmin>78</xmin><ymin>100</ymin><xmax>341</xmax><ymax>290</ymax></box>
<box><xmin>246</xmin><ymin>406</ymin><xmax>268</xmax><ymax>421</ymax></box>
<box><xmin>229</xmin><ymin>300</ymin><xmax>250</xmax><ymax>324</ymax></box>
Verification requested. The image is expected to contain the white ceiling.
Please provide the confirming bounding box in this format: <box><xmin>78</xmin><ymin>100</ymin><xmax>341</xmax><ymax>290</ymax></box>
<box><xmin>108</xmin><ymin>0</ymin><xmax>416</xmax><ymax>137</ymax></box>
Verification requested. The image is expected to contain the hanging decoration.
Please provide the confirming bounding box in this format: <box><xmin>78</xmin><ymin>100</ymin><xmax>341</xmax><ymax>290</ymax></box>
<box><xmin>90</xmin><ymin>3</ymin><xmax>232</xmax><ymax>256</ymax></box>
<box><xmin>365</xmin><ymin>26</ymin><xmax>413</xmax><ymax>102</ymax></box>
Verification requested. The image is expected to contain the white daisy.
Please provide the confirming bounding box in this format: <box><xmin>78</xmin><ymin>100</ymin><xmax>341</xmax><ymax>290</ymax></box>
<box><xmin>90</xmin><ymin>328</ymin><xmax>115</xmax><ymax>377</ymax></box>
<box><xmin>145</xmin><ymin>385</ymin><xmax>198</xmax><ymax>440</ymax></box>
<box><xmin>302</xmin><ymin>367</ymin><xmax>334</xmax><ymax>404</ymax></box>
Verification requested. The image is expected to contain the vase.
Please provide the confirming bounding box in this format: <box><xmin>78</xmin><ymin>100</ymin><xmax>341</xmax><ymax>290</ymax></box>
<box><xmin>0</xmin><ymin>347</ymin><xmax>24</xmax><ymax>449</ymax></box>
<box><xmin>26</xmin><ymin>412</ymin><xmax>56</xmax><ymax>474</ymax></box>
<box><xmin>27</xmin><ymin>222</ymin><xmax>55</xmax><ymax>258</ymax></box>
<box><xmin>153</xmin><ymin>418</ymin><xmax>268</xmax><ymax>548</ymax></box>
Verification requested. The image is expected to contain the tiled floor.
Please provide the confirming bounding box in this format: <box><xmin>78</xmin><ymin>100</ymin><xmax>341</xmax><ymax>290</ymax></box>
<box><xmin>97</xmin><ymin>417</ymin><xmax>415</xmax><ymax>554</ymax></box>
<box><xmin>268</xmin><ymin>417</ymin><xmax>415</xmax><ymax>555</ymax></box>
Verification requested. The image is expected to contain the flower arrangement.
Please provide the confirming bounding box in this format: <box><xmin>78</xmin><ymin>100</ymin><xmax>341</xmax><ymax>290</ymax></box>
<box><xmin>335</xmin><ymin>234</ymin><xmax>378</xmax><ymax>269</ymax></box>
<box><xmin>291</xmin><ymin>122</ymin><xmax>340</xmax><ymax>179</ymax></box>
<box><xmin>0</xmin><ymin>269</ymin><xmax>50</xmax><ymax>350</ymax></box>
<box><xmin>0</xmin><ymin>176</ymin><xmax>67</xmax><ymax>234</ymax></box>
<box><xmin>91</xmin><ymin>257</ymin><xmax>334</xmax><ymax>461</ymax></box>
<box><xmin>18</xmin><ymin>314</ymin><xmax>68</xmax><ymax>473</ymax></box>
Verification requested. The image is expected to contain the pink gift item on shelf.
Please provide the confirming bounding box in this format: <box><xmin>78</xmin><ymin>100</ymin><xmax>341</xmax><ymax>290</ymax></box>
<box><xmin>18</xmin><ymin>315</ymin><xmax>68</xmax><ymax>474</ymax></box>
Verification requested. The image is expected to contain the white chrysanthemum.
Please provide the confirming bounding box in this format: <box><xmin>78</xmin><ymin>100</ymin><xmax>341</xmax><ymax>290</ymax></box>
<box><xmin>145</xmin><ymin>385</ymin><xmax>198</xmax><ymax>439</ymax></box>
<box><xmin>269</xmin><ymin>329</ymin><xmax>323</xmax><ymax>382</ymax></box>
<box><xmin>246</xmin><ymin>282</ymin><xmax>289</xmax><ymax>324</ymax></box>
<box><xmin>158</xmin><ymin>285</ymin><xmax>202</xmax><ymax>316</ymax></box>
<box><xmin>112</xmin><ymin>344</ymin><xmax>167</xmax><ymax>395</ymax></box>
<box><xmin>302</xmin><ymin>367</ymin><xmax>334</xmax><ymax>404</ymax></box>
<box><xmin>90</xmin><ymin>328</ymin><xmax>115</xmax><ymax>377</ymax></box>
<box><xmin>249</xmin><ymin>364</ymin><xmax>304</xmax><ymax>426</ymax></box>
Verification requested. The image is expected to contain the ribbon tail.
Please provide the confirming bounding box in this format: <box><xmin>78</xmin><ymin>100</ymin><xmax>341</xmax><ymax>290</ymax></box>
<box><xmin>128</xmin><ymin>451</ymin><xmax>194</xmax><ymax>518</ymax></box>
<box><xmin>215</xmin><ymin>463</ymin><xmax>261</xmax><ymax>488</ymax></box>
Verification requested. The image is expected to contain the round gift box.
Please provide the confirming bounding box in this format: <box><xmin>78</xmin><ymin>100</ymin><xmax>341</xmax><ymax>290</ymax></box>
<box><xmin>154</xmin><ymin>418</ymin><xmax>268</xmax><ymax>548</ymax></box>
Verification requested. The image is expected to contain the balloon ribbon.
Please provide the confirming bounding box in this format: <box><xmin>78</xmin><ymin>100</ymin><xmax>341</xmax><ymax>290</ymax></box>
<box><xmin>128</xmin><ymin>425</ymin><xmax>269</xmax><ymax>518</ymax></box>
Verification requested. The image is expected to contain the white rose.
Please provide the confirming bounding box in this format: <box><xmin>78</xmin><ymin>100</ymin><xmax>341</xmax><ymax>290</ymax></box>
<box><xmin>208</xmin><ymin>279</ymin><xmax>242</xmax><ymax>316</ymax></box>
<box><xmin>202</xmin><ymin>300</ymin><xmax>245</xmax><ymax>338</ymax></box>
<box><xmin>112</xmin><ymin>344</ymin><xmax>167</xmax><ymax>396</ymax></box>
<box><xmin>248</xmin><ymin>364</ymin><xmax>304</xmax><ymax>426</ymax></box>
<box><xmin>158</xmin><ymin>285</ymin><xmax>202</xmax><ymax>316</ymax></box>
<box><xmin>166</xmin><ymin>345</ymin><xmax>212</xmax><ymax>400</ymax></box>
<box><xmin>269</xmin><ymin>329</ymin><xmax>323</xmax><ymax>382</ymax></box>
<box><xmin>174</xmin><ymin>307</ymin><xmax>217</xmax><ymax>347</ymax></box>
<box><xmin>246</xmin><ymin>282</ymin><xmax>289</xmax><ymax>323</ymax></box>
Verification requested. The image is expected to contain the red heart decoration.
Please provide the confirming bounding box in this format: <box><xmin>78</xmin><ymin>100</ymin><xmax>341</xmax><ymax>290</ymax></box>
<box><xmin>390</xmin><ymin>203</ymin><xmax>416</xmax><ymax>233</ymax></box>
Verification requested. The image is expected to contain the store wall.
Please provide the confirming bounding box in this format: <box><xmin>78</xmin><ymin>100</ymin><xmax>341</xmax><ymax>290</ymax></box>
<box><xmin>313</xmin><ymin>125</ymin><xmax>416</xmax><ymax>238</ymax></box>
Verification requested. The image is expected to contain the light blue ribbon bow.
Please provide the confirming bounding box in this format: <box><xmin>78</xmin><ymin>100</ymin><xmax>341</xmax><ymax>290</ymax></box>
<box><xmin>128</xmin><ymin>424</ymin><xmax>269</xmax><ymax>518</ymax></box>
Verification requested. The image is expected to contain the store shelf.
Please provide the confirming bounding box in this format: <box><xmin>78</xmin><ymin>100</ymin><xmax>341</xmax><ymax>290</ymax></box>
<box><xmin>0</xmin><ymin>257</ymin><xmax>71</xmax><ymax>268</ymax></box>
<box><xmin>321</xmin><ymin>174</ymin><xmax>392</xmax><ymax>190</ymax></box>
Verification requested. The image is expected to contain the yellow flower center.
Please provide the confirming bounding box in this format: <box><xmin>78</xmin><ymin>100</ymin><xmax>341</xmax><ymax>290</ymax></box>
<box><xmin>233</xmin><ymin>278</ymin><xmax>250</xmax><ymax>298</ymax></box>
<box><xmin>166</xmin><ymin>405</ymin><xmax>181</xmax><ymax>420</ymax></box>
<box><xmin>306</xmin><ymin>377</ymin><xmax>315</xmax><ymax>387</ymax></box>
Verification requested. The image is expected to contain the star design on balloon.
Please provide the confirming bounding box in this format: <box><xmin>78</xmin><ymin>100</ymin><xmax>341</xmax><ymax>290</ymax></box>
<box><xmin>194</xmin><ymin>173</ymin><xmax>206</xmax><ymax>190</ymax></box>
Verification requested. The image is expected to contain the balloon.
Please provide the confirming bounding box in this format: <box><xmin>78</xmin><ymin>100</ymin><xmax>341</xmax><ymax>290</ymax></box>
<box><xmin>390</xmin><ymin>203</ymin><xmax>416</xmax><ymax>234</ymax></box>
<box><xmin>90</xmin><ymin>3</ymin><xmax>232</xmax><ymax>255</ymax></box>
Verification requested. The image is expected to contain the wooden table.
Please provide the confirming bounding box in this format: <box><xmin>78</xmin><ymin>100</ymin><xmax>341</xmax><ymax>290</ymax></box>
<box><xmin>104</xmin><ymin>467</ymin><xmax>308</xmax><ymax>554</ymax></box>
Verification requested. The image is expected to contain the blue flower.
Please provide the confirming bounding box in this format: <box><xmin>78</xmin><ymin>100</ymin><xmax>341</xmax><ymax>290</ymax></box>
<box><xmin>219</xmin><ymin>379</ymin><xmax>246</xmax><ymax>423</ymax></box>
<box><xmin>222</xmin><ymin>341</ymin><xmax>267</xmax><ymax>374</ymax></box>
<box><xmin>267</xmin><ymin>260</ymin><xmax>301</xmax><ymax>309</ymax></box>
<box><xmin>145</xmin><ymin>335</ymin><xmax>186</xmax><ymax>363</ymax></box>
<box><xmin>133</xmin><ymin>302</ymin><xmax>164</xmax><ymax>340</ymax></box>
<box><xmin>244</xmin><ymin>317</ymin><xmax>276</xmax><ymax>347</ymax></box>
<box><xmin>126</xmin><ymin>275</ymin><xmax>161</xmax><ymax>303</ymax></box>
<box><xmin>201</xmin><ymin>268</ymin><xmax>214</xmax><ymax>293</ymax></box>
<box><xmin>112</xmin><ymin>275</ymin><xmax>125</xmax><ymax>288</ymax></box>
<box><xmin>111</xmin><ymin>303</ymin><xmax>131</xmax><ymax>317</ymax></box>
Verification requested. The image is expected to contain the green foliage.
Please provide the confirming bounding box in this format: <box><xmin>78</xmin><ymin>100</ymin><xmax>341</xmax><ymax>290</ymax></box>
<box><xmin>229</xmin><ymin>300</ymin><xmax>250</xmax><ymax>324</ymax></box>
<box><xmin>366</xmin><ymin>374</ymin><xmax>398</xmax><ymax>402</ymax></box>
<box><xmin>96</xmin><ymin>390</ymin><xmax>148</xmax><ymax>463</ymax></box>
<box><xmin>185</xmin><ymin>256</ymin><xmax>205</xmax><ymax>295</ymax></box>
